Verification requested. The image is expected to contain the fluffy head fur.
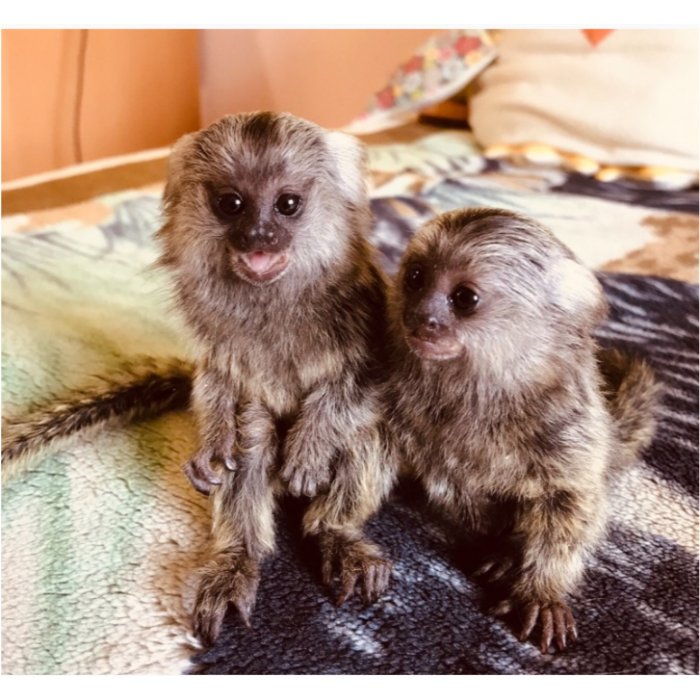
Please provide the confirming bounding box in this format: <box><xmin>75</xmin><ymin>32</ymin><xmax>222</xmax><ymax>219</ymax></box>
<box><xmin>158</xmin><ymin>111</ymin><xmax>371</xmax><ymax>292</ymax></box>
<box><xmin>392</xmin><ymin>208</ymin><xmax>607</xmax><ymax>374</ymax></box>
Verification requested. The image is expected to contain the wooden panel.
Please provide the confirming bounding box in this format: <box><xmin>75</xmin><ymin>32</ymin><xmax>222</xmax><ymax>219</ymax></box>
<box><xmin>2</xmin><ymin>29</ymin><xmax>199</xmax><ymax>182</ymax></box>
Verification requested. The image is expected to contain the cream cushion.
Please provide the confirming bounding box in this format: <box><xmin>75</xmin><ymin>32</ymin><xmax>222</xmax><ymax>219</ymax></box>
<box><xmin>470</xmin><ymin>29</ymin><xmax>699</xmax><ymax>172</ymax></box>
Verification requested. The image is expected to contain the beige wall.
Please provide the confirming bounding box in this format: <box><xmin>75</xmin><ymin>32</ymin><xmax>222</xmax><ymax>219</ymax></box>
<box><xmin>2</xmin><ymin>29</ymin><xmax>200</xmax><ymax>182</ymax></box>
<box><xmin>3</xmin><ymin>29</ymin><xmax>438</xmax><ymax>182</ymax></box>
<box><xmin>199</xmin><ymin>29</ymin><xmax>440</xmax><ymax>128</ymax></box>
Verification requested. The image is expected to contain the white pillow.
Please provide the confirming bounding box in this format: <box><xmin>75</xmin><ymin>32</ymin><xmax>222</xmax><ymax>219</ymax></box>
<box><xmin>469</xmin><ymin>29</ymin><xmax>699</xmax><ymax>173</ymax></box>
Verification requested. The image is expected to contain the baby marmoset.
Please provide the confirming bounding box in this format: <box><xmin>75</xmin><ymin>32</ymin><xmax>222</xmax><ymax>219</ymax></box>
<box><xmin>2</xmin><ymin>112</ymin><xmax>397</xmax><ymax>647</ymax></box>
<box><xmin>385</xmin><ymin>208</ymin><xmax>659</xmax><ymax>653</ymax></box>
<box><xmin>158</xmin><ymin>112</ymin><xmax>397</xmax><ymax>645</ymax></box>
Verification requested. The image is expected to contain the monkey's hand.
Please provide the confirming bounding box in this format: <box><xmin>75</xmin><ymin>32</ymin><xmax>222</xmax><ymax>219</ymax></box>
<box><xmin>319</xmin><ymin>533</ymin><xmax>392</xmax><ymax>606</ymax></box>
<box><xmin>473</xmin><ymin>553</ymin><xmax>517</xmax><ymax>584</ymax></box>
<box><xmin>280</xmin><ymin>428</ymin><xmax>334</xmax><ymax>498</ymax></box>
<box><xmin>191</xmin><ymin>553</ymin><xmax>260</xmax><ymax>648</ymax></box>
<box><xmin>183</xmin><ymin>441</ymin><xmax>237</xmax><ymax>496</ymax></box>
<box><xmin>491</xmin><ymin>597</ymin><xmax>578</xmax><ymax>654</ymax></box>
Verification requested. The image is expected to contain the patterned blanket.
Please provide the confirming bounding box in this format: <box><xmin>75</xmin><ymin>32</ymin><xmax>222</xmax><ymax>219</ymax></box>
<box><xmin>2</xmin><ymin>130</ymin><xmax>698</xmax><ymax>674</ymax></box>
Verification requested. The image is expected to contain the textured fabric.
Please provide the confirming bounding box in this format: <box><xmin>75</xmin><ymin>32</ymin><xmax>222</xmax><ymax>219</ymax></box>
<box><xmin>2</xmin><ymin>131</ymin><xmax>697</xmax><ymax>674</ymax></box>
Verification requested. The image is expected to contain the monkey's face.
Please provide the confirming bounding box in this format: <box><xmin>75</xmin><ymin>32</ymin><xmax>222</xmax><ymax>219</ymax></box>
<box><xmin>395</xmin><ymin>208</ymin><xmax>607</xmax><ymax>366</ymax></box>
<box><xmin>204</xmin><ymin>176</ymin><xmax>303</xmax><ymax>285</ymax></box>
<box><xmin>159</xmin><ymin>112</ymin><xmax>369</xmax><ymax>288</ymax></box>
<box><xmin>400</xmin><ymin>260</ymin><xmax>478</xmax><ymax>361</ymax></box>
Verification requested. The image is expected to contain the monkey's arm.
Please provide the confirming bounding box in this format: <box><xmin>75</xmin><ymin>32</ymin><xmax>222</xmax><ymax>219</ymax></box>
<box><xmin>493</xmin><ymin>481</ymin><xmax>606</xmax><ymax>654</ymax></box>
<box><xmin>303</xmin><ymin>422</ymin><xmax>397</xmax><ymax>604</ymax></box>
<box><xmin>192</xmin><ymin>399</ymin><xmax>278</xmax><ymax>645</ymax></box>
<box><xmin>280</xmin><ymin>371</ymin><xmax>377</xmax><ymax>498</ymax></box>
<box><xmin>184</xmin><ymin>361</ymin><xmax>238</xmax><ymax>495</ymax></box>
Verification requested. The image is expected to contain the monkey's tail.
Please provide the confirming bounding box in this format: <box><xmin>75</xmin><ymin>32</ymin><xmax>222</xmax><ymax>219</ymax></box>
<box><xmin>1</xmin><ymin>357</ymin><xmax>193</xmax><ymax>486</ymax></box>
<box><xmin>597</xmin><ymin>348</ymin><xmax>661</xmax><ymax>471</ymax></box>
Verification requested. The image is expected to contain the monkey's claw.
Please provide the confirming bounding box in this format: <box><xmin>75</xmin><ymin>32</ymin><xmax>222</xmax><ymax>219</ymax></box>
<box><xmin>280</xmin><ymin>461</ymin><xmax>331</xmax><ymax>498</ymax></box>
<box><xmin>183</xmin><ymin>446</ymin><xmax>236</xmax><ymax>496</ymax></box>
<box><xmin>191</xmin><ymin>556</ymin><xmax>260</xmax><ymax>648</ymax></box>
<box><xmin>492</xmin><ymin>598</ymin><xmax>577</xmax><ymax>653</ymax></box>
<box><xmin>473</xmin><ymin>555</ymin><xmax>515</xmax><ymax>583</ymax></box>
<box><xmin>320</xmin><ymin>536</ymin><xmax>392</xmax><ymax>606</ymax></box>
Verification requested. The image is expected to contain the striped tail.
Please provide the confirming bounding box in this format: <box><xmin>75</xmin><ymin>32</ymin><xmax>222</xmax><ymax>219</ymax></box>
<box><xmin>597</xmin><ymin>347</ymin><xmax>662</xmax><ymax>471</ymax></box>
<box><xmin>2</xmin><ymin>357</ymin><xmax>193</xmax><ymax>485</ymax></box>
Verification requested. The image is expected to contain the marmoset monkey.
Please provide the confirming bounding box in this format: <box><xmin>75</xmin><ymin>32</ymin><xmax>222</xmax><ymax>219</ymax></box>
<box><xmin>385</xmin><ymin>208</ymin><xmax>659</xmax><ymax>653</ymax></box>
<box><xmin>2</xmin><ymin>112</ymin><xmax>396</xmax><ymax>647</ymax></box>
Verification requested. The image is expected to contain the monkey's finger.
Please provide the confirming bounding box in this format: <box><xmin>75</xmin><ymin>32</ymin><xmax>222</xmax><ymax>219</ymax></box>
<box><xmin>565</xmin><ymin>607</ymin><xmax>578</xmax><ymax>642</ymax></box>
<box><xmin>377</xmin><ymin>562</ymin><xmax>392</xmax><ymax>596</ymax></box>
<box><xmin>184</xmin><ymin>463</ymin><xmax>214</xmax><ymax>496</ymax></box>
<box><xmin>490</xmin><ymin>599</ymin><xmax>514</xmax><ymax>617</ymax></box>
<box><xmin>336</xmin><ymin>571</ymin><xmax>360</xmax><ymax>606</ymax></box>
<box><xmin>321</xmin><ymin>556</ymin><xmax>335</xmax><ymax>587</ymax></box>
<box><xmin>473</xmin><ymin>559</ymin><xmax>496</xmax><ymax>578</ymax></box>
<box><xmin>233</xmin><ymin>597</ymin><xmax>254</xmax><ymax>630</ymax></box>
<box><xmin>361</xmin><ymin>566</ymin><xmax>376</xmax><ymax>605</ymax></box>
<box><xmin>520</xmin><ymin>602</ymin><xmax>540</xmax><ymax>642</ymax></box>
<box><xmin>540</xmin><ymin>607</ymin><xmax>554</xmax><ymax>654</ymax></box>
<box><xmin>223</xmin><ymin>456</ymin><xmax>237</xmax><ymax>472</ymax></box>
<box><xmin>553</xmin><ymin>606</ymin><xmax>567</xmax><ymax>651</ymax></box>
<box><xmin>192</xmin><ymin>602</ymin><xmax>227</xmax><ymax>649</ymax></box>
<box><xmin>488</xmin><ymin>558</ymin><xmax>513</xmax><ymax>582</ymax></box>
<box><xmin>287</xmin><ymin>471</ymin><xmax>305</xmax><ymax>498</ymax></box>
<box><xmin>302</xmin><ymin>474</ymin><xmax>319</xmax><ymax>499</ymax></box>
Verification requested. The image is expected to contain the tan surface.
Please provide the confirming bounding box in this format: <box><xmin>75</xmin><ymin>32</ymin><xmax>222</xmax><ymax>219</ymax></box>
<box><xmin>199</xmin><ymin>30</ymin><xmax>441</xmax><ymax>130</ymax></box>
<box><xmin>2</xmin><ymin>29</ymin><xmax>199</xmax><ymax>181</ymax></box>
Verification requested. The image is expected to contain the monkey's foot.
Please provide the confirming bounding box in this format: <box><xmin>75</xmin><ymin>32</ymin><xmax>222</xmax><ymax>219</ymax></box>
<box><xmin>491</xmin><ymin>598</ymin><xmax>578</xmax><ymax>654</ymax></box>
<box><xmin>183</xmin><ymin>443</ymin><xmax>237</xmax><ymax>496</ymax></box>
<box><xmin>280</xmin><ymin>459</ymin><xmax>331</xmax><ymax>498</ymax></box>
<box><xmin>319</xmin><ymin>534</ymin><xmax>392</xmax><ymax>606</ymax></box>
<box><xmin>191</xmin><ymin>554</ymin><xmax>260</xmax><ymax>647</ymax></box>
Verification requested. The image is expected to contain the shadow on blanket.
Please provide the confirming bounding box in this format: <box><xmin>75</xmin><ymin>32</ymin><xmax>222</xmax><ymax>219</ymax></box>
<box><xmin>190</xmin><ymin>273</ymin><xmax>699</xmax><ymax>675</ymax></box>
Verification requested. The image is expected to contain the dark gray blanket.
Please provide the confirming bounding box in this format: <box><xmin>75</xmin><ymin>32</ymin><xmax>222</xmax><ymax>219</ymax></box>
<box><xmin>191</xmin><ymin>272</ymin><xmax>699</xmax><ymax>675</ymax></box>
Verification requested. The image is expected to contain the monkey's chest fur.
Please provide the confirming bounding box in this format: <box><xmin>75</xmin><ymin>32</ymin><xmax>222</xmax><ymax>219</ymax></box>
<box><xmin>389</xmin><ymin>364</ymin><xmax>612</xmax><ymax>527</ymax></box>
<box><xmin>184</xmin><ymin>262</ymin><xmax>388</xmax><ymax>425</ymax></box>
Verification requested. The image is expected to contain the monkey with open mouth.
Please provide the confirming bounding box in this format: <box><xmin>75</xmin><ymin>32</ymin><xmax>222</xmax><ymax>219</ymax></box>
<box><xmin>385</xmin><ymin>208</ymin><xmax>659</xmax><ymax>653</ymax></box>
<box><xmin>2</xmin><ymin>112</ymin><xmax>397</xmax><ymax>647</ymax></box>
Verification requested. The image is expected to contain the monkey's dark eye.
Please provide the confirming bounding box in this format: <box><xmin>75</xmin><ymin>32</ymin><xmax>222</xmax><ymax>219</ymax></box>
<box><xmin>451</xmin><ymin>286</ymin><xmax>479</xmax><ymax>313</ymax></box>
<box><xmin>275</xmin><ymin>193</ymin><xmax>301</xmax><ymax>216</ymax></box>
<box><xmin>404</xmin><ymin>266</ymin><xmax>425</xmax><ymax>293</ymax></box>
<box><xmin>216</xmin><ymin>193</ymin><xmax>245</xmax><ymax>217</ymax></box>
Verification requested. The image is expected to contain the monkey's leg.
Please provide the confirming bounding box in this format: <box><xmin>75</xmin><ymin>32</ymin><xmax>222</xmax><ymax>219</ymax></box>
<box><xmin>492</xmin><ymin>486</ymin><xmax>606</xmax><ymax>654</ymax></box>
<box><xmin>302</xmin><ymin>428</ymin><xmax>396</xmax><ymax>605</ymax></box>
<box><xmin>191</xmin><ymin>400</ymin><xmax>277</xmax><ymax>647</ymax></box>
<box><xmin>184</xmin><ymin>362</ymin><xmax>238</xmax><ymax>495</ymax></box>
<box><xmin>280</xmin><ymin>373</ymin><xmax>374</xmax><ymax>498</ymax></box>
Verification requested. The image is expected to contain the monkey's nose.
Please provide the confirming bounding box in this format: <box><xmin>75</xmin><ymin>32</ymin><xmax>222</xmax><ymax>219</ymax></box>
<box><xmin>257</xmin><ymin>229</ymin><xmax>278</xmax><ymax>244</ymax></box>
<box><xmin>412</xmin><ymin>315</ymin><xmax>450</xmax><ymax>341</ymax></box>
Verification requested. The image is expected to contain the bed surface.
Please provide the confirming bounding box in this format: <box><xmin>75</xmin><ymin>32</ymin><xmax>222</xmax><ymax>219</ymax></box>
<box><xmin>2</xmin><ymin>125</ymin><xmax>698</xmax><ymax>674</ymax></box>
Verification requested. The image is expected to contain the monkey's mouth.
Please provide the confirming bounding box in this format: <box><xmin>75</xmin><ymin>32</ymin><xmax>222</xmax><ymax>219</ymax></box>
<box><xmin>406</xmin><ymin>333</ymin><xmax>462</xmax><ymax>361</ymax></box>
<box><xmin>233</xmin><ymin>251</ymin><xmax>290</xmax><ymax>284</ymax></box>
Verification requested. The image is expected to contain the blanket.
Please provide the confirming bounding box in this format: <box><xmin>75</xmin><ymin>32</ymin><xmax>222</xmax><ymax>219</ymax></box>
<box><xmin>2</xmin><ymin>130</ymin><xmax>698</xmax><ymax>674</ymax></box>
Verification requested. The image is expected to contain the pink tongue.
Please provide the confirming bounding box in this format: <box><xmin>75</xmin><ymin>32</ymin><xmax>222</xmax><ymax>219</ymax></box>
<box><xmin>246</xmin><ymin>252</ymin><xmax>275</xmax><ymax>273</ymax></box>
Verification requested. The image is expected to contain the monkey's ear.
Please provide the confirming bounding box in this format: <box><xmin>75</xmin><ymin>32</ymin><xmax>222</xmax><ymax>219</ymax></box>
<box><xmin>324</xmin><ymin>131</ymin><xmax>369</xmax><ymax>201</ymax></box>
<box><xmin>163</xmin><ymin>132</ymin><xmax>198</xmax><ymax>206</ymax></box>
<box><xmin>550</xmin><ymin>258</ymin><xmax>608</xmax><ymax>328</ymax></box>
